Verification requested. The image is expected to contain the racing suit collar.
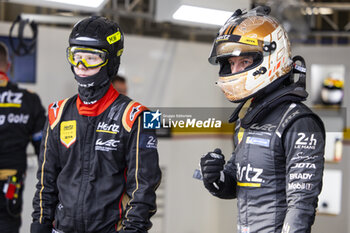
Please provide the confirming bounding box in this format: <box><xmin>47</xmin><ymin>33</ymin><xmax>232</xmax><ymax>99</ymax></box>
<box><xmin>0</xmin><ymin>71</ymin><xmax>9</xmax><ymax>87</ymax></box>
<box><xmin>229</xmin><ymin>81</ymin><xmax>308</xmax><ymax>127</ymax></box>
<box><xmin>76</xmin><ymin>84</ymin><xmax>119</xmax><ymax>116</ymax></box>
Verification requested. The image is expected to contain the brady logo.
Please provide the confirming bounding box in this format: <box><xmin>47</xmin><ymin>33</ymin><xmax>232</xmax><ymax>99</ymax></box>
<box><xmin>290</xmin><ymin>173</ymin><xmax>314</xmax><ymax>180</ymax></box>
<box><xmin>250</xmin><ymin>123</ymin><xmax>276</xmax><ymax>132</ymax></box>
<box><xmin>288</xmin><ymin>182</ymin><xmax>313</xmax><ymax>190</ymax></box>
<box><xmin>295</xmin><ymin>133</ymin><xmax>317</xmax><ymax>149</ymax></box>
<box><xmin>96</xmin><ymin>122</ymin><xmax>120</xmax><ymax>134</ymax></box>
<box><xmin>291</xmin><ymin>163</ymin><xmax>316</xmax><ymax>169</ymax></box>
<box><xmin>143</xmin><ymin>110</ymin><xmax>161</xmax><ymax>129</ymax></box>
<box><xmin>0</xmin><ymin>90</ymin><xmax>23</xmax><ymax>107</ymax></box>
<box><xmin>236</xmin><ymin>163</ymin><xmax>263</xmax><ymax>184</ymax></box>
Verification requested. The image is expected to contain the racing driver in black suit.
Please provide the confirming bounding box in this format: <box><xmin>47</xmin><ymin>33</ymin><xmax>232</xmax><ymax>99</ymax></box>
<box><xmin>0</xmin><ymin>42</ymin><xmax>46</xmax><ymax>233</ymax></box>
<box><xmin>31</xmin><ymin>16</ymin><xmax>161</xmax><ymax>233</ymax></box>
<box><xmin>200</xmin><ymin>6</ymin><xmax>325</xmax><ymax>233</ymax></box>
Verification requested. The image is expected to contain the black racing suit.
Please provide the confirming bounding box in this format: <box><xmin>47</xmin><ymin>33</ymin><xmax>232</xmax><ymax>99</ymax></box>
<box><xmin>206</xmin><ymin>86</ymin><xmax>325</xmax><ymax>233</ymax></box>
<box><xmin>31</xmin><ymin>85</ymin><xmax>161</xmax><ymax>233</ymax></box>
<box><xmin>0</xmin><ymin>72</ymin><xmax>46</xmax><ymax>233</ymax></box>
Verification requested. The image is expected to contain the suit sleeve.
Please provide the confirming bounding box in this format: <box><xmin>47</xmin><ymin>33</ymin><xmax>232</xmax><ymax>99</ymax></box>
<box><xmin>30</xmin><ymin>93</ymin><xmax>46</xmax><ymax>156</ymax></box>
<box><xmin>31</xmin><ymin>119</ymin><xmax>60</xmax><ymax>233</ymax></box>
<box><xmin>282</xmin><ymin>116</ymin><xmax>325</xmax><ymax>233</ymax></box>
<box><xmin>120</xmin><ymin>115</ymin><xmax>162</xmax><ymax>233</ymax></box>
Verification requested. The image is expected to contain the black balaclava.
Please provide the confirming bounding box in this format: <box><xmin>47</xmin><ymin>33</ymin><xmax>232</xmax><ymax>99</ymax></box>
<box><xmin>73</xmin><ymin>66</ymin><xmax>110</xmax><ymax>104</ymax></box>
<box><xmin>68</xmin><ymin>16</ymin><xmax>124</xmax><ymax>104</ymax></box>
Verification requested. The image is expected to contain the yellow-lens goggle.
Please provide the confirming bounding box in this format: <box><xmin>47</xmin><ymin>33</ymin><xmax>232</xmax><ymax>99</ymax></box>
<box><xmin>66</xmin><ymin>47</ymin><xmax>108</xmax><ymax>68</ymax></box>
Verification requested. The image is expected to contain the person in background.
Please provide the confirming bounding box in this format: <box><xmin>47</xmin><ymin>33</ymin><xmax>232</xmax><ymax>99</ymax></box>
<box><xmin>111</xmin><ymin>74</ymin><xmax>128</xmax><ymax>96</ymax></box>
<box><xmin>200</xmin><ymin>6</ymin><xmax>325</xmax><ymax>233</ymax></box>
<box><xmin>30</xmin><ymin>16</ymin><xmax>161</xmax><ymax>233</ymax></box>
<box><xmin>0</xmin><ymin>42</ymin><xmax>46</xmax><ymax>233</ymax></box>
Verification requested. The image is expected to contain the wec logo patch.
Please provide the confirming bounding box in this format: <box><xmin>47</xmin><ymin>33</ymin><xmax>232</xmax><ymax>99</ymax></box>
<box><xmin>60</xmin><ymin>120</ymin><xmax>77</xmax><ymax>148</ymax></box>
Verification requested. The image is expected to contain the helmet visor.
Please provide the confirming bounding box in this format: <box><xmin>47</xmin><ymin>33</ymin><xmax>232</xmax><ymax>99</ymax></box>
<box><xmin>67</xmin><ymin>46</ymin><xmax>108</xmax><ymax>68</ymax></box>
<box><xmin>218</xmin><ymin>51</ymin><xmax>263</xmax><ymax>76</ymax></box>
<box><xmin>208</xmin><ymin>34</ymin><xmax>264</xmax><ymax>65</ymax></box>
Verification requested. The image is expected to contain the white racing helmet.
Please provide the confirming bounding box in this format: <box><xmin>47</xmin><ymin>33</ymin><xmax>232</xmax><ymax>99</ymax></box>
<box><xmin>209</xmin><ymin>6</ymin><xmax>293</xmax><ymax>102</ymax></box>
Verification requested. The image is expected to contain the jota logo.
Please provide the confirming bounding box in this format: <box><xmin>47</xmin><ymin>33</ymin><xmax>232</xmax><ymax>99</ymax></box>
<box><xmin>291</xmin><ymin>163</ymin><xmax>316</xmax><ymax>169</ymax></box>
<box><xmin>144</xmin><ymin>110</ymin><xmax>161</xmax><ymax>129</ymax></box>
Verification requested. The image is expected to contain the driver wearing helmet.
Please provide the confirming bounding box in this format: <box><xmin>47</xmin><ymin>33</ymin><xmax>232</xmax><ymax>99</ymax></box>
<box><xmin>31</xmin><ymin>16</ymin><xmax>161</xmax><ymax>233</ymax></box>
<box><xmin>200</xmin><ymin>6</ymin><xmax>325</xmax><ymax>233</ymax></box>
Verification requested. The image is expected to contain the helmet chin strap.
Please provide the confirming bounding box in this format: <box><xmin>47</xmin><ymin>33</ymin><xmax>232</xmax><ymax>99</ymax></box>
<box><xmin>73</xmin><ymin>66</ymin><xmax>111</xmax><ymax>105</ymax></box>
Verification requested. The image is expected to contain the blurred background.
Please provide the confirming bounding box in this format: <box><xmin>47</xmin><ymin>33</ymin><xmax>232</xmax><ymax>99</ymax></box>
<box><xmin>0</xmin><ymin>0</ymin><xmax>350</xmax><ymax>232</ymax></box>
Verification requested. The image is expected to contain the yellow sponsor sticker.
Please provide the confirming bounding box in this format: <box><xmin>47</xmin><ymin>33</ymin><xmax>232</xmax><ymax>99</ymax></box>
<box><xmin>60</xmin><ymin>120</ymin><xmax>77</xmax><ymax>148</ymax></box>
<box><xmin>237</xmin><ymin>127</ymin><xmax>245</xmax><ymax>144</ymax></box>
<box><xmin>237</xmin><ymin>131</ymin><xmax>244</xmax><ymax>144</ymax></box>
<box><xmin>237</xmin><ymin>181</ymin><xmax>261</xmax><ymax>187</ymax></box>
<box><xmin>117</xmin><ymin>48</ymin><xmax>124</xmax><ymax>57</ymax></box>
<box><xmin>106</xmin><ymin>31</ymin><xmax>121</xmax><ymax>45</ymax></box>
<box><xmin>0</xmin><ymin>103</ymin><xmax>21</xmax><ymax>108</ymax></box>
<box><xmin>239</xmin><ymin>36</ymin><xmax>258</xmax><ymax>46</ymax></box>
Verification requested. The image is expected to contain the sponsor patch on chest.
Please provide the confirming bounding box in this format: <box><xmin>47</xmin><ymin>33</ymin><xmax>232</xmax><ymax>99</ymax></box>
<box><xmin>95</xmin><ymin>138</ymin><xmax>120</xmax><ymax>152</ymax></box>
<box><xmin>246</xmin><ymin>136</ymin><xmax>270</xmax><ymax>147</ymax></box>
<box><xmin>60</xmin><ymin>120</ymin><xmax>77</xmax><ymax>148</ymax></box>
<box><xmin>96</xmin><ymin>121</ymin><xmax>120</xmax><ymax>134</ymax></box>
